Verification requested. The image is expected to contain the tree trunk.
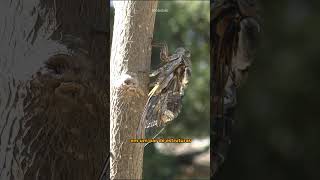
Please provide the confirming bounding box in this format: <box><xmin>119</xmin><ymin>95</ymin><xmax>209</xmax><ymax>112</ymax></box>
<box><xmin>0</xmin><ymin>0</ymin><xmax>108</xmax><ymax>179</ymax></box>
<box><xmin>110</xmin><ymin>1</ymin><xmax>158</xmax><ymax>180</ymax></box>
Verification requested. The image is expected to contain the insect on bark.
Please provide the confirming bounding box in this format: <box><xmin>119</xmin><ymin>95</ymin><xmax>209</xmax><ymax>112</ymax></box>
<box><xmin>136</xmin><ymin>42</ymin><xmax>192</xmax><ymax>146</ymax></box>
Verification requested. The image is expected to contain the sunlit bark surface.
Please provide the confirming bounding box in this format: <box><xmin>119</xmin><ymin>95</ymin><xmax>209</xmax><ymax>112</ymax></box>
<box><xmin>110</xmin><ymin>1</ymin><xmax>158</xmax><ymax>179</ymax></box>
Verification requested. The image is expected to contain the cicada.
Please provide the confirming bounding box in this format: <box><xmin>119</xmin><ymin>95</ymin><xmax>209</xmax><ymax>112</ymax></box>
<box><xmin>136</xmin><ymin>42</ymin><xmax>191</xmax><ymax>142</ymax></box>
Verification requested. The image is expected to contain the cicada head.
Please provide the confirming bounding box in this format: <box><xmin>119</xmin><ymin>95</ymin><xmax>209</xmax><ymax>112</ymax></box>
<box><xmin>176</xmin><ymin>48</ymin><xmax>192</xmax><ymax>96</ymax></box>
<box><xmin>175</xmin><ymin>47</ymin><xmax>192</xmax><ymax>68</ymax></box>
<box><xmin>175</xmin><ymin>47</ymin><xmax>190</xmax><ymax>57</ymax></box>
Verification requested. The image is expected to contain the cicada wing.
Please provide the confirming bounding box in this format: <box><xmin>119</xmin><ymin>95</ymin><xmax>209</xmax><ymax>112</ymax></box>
<box><xmin>138</xmin><ymin>54</ymin><xmax>186</xmax><ymax>141</ymax></box>
<box><xmin>166</xmin><ymin>91</ymin><xmax>182</xmax><ymax>120</ymax></box>
<box><xmin>144</xmin><ymin>126</ymin><xmax>165</xmax><ymax>147</ymax></box>
<box><xmin>144</xmin><ymin>94</ymin><xmax>168</xmax><ymax>139</ymax></box>
<box><xmin>136</xmin><ymin>95</ymin><xmax>157</xmax><ymax>138</ymax></box>
<box><xmin>144</xmin><ymin>93</ymin><xmax>182</xmax><ymax>141</ymax></box>
<box><xmin>145</xmin><ymin>95</ymin><xmax>163</xmax><ymax>128</ymax></box>
<box><xmin>136</xmin><ymin>87</ymin><xmax>167</xmax><ymax>139</ymax></box>
<box><xmin>145</xmin><ymin>126</ymin><xmax>166</xmax><ymax>142</ymax></box>
<box><xmin>145</xmin><ymin>77</ymin><xmax>183</xmax><ymax>139</ymax></box>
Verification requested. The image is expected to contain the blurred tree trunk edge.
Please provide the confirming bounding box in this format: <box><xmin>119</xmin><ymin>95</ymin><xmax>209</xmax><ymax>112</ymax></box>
<box><xmin>211</xmin><ymin>0</ymin><xmax>260</xmax><ymax>178</ymax></box>
<box><xmin>110</xmin><ymin>1</ymin><xmax>158</xmax><ymax>180</ymax></box>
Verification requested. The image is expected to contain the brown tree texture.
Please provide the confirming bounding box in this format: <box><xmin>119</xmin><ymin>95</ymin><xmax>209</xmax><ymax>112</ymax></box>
<box><xmin>110</xmin><ymin>1</ymin><xmax>158</xmax><ymax>180</ymax></box>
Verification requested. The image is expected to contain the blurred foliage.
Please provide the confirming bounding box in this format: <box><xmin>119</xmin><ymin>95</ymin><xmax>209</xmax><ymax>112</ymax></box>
<box><xmin>146</xmin><ymin>1</ymin><xmax>210</xmax><ymax>179</ymax></box>
<box><xmin>110</xmin><ymin>0</ymin><xmax>320</xmax><ymax>179</ymax></box>
<box><xmin>151</xmin><ymin>1</ymin><xmax>210</xmax><ymax>138</ymax></box>
<box><xmin>111</xmin><ymin>1</ymin><xmax>210</xmax><ymax>179</ymax></box>
<box><xmin>216</xmin><ymin>1</ymin><xmax>320</xmax><ymax>180</ymax></box>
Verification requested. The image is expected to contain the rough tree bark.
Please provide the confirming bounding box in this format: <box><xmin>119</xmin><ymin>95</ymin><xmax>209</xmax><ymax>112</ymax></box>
<box><xmin>110</xmin><ymin>1</ymin><xmax>158</xmax><ymax>180</ymax></box>
<box><xmin>0</xmin><ymin>0</ymin><xmax>108</xmax><ymax>179</ymax></box>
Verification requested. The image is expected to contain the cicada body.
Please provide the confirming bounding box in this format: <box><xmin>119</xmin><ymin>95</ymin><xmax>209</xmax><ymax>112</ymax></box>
<box><xmin>137</xmin><ymin>44</ymin><xmax>191</xmax><ymax>142</ymax></box>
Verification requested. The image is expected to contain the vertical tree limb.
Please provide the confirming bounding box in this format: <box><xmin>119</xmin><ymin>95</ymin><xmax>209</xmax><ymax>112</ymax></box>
<box><xmin>110</xmin><ymin>1</ymin><xmax>158</xmax><ymax>179</ymax></box>
<box><xmin>211</xmin><ymin>0</ymin><xmax>260</xmax><ymax>178</ymax></box>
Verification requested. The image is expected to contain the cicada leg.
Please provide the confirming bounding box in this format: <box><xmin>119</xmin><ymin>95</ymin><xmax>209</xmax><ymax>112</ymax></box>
<box><xmin>151</xmin><ymin>41</ymin><xmax>170</xmax><ymax>62</ymax></box>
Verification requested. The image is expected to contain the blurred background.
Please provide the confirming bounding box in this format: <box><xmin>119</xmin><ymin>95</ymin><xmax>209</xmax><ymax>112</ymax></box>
<box><xmin>111</xmin><ymin>1</ymin><xmax>210</xmax><ymax>179</ymax></box>
<box><xmin>216</xmin><ymin>1</ymin><xmax>320</xmax><ymax>180</ymax></box>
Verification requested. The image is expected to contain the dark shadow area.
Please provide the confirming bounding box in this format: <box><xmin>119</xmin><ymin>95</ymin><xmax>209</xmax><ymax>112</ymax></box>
<box><xmin>213</xmin><ymin>1</ymin><xmax>320</xmax><ymax>180</ymax></box>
